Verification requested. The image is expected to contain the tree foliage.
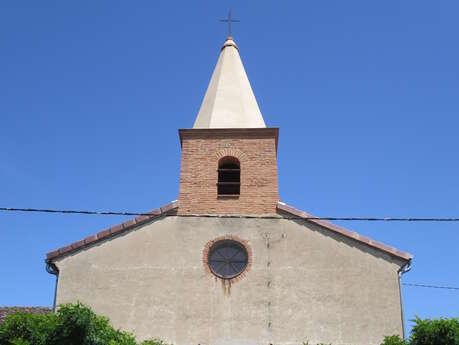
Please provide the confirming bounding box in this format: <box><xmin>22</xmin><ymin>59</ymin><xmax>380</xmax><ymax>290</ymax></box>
<box><xmin>409</xmin><ymin>316</ymin><xmax>459</xmax><ymax>345</ymax></box>
<box><xmin>1</xmin><ymin>304</ymin><xmax>458</xmax><ymax>345</ymax></box>
<box><xmin>0</xmin><ymin>311</ymin><xmax>56</xmax><ymax>345</ymax></box>
<box><xmin>381</xmin><ymin>335</ymin><xmax>408</xmax><ymax>345</ymax></box>
<box><xmin>377</xmin><ymin>317</ymin><xmax>459</xmax><ymax>345</ymax></box>
<box><xmin>0</xmin><ymin>303</ymin><xmax>168</xmax><ymax>345</ymax></box>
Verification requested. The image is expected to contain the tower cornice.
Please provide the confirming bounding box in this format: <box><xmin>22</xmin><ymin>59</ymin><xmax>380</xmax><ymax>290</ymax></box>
<box><xmin>179</xmin><ymin>128</ymin><xmax>279</xmax><ymax>152</ymax></box>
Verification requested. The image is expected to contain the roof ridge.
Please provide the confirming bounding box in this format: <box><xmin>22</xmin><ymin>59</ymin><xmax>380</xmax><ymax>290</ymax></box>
<box><xmin>276</xmin><ymin>202</ymin><xmax>412</xmax><ymax>262</ymax></box>
<box><xmin>46</xmin><ymin>201</ymin><xmax>178</xmax><ymax>262</ymax></box>
<box><xmin>46</xmin><ymin>200</ymin><xmax>411</xmax><ymax>263</ymax></box>
<box><xmin>0</xmin><ymin>306</ymin><xmax>51</xmax><ymax>309</ymax></box>
<box><xmin>0</xmin><ymin>307</ymin><xmax>52</xmax><ymax>324</ymax></box>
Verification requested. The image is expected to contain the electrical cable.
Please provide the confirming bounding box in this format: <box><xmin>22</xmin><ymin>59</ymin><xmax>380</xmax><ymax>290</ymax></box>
<box><xmin>2</xmin><ymin>208</ymin><xmax>459</xmax><ymax>291</ymax></box>
<box><xmin>1</xmin><ymin>207</ymin><xmax>459</xmax><ymax>221</ymax></box>
<box><xmin>402</xmin><ymin>283</ymin><xmax>459</xmax><ymax>291</ymax></box>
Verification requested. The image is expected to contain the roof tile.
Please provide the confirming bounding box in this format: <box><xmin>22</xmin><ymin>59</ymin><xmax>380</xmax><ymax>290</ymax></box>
<box><xmin>46</xmin><ymin>250</ymin><xmax>60</xmax><ymax>260</ymax></box>
<box><xmin>58</xmin><ymin>245</ymin><xmax>73</xmax><ymax>255</ymax></box>
<box><xmin>134</xmin><ymin>215</ymin><xmax>151</xmax><ymax>223</ymax></box>
<box><xmin>71</xmin><ymin>240</ymin><xmax>85</xmax><ymax>250</ymax></box>
<box><xmin>96</xmin><ymin>228</ymin><xmax>111</xmax><ymax>239</ymax></box>
<box><xmin>83</xmin><ymin>235</ymin><xmax>98</xmax><ymax>245</ymax></box>
<box><xmin>46</xmin><ymin>201</ymin><xmax>179</xmax><ymax>262</ymax></box>
<box><xmin>121</xmin><ymin>219</ymin><xmax>136</xmax><ymax>228</ymax></box>
<box><xmin>160</xmin><ymin>201</ymin><xmax>178</xmax><ymax>213</ymax></box>
<box><xmin>148</xmin><ymin>208</ymin><xmax>162</xmax><ymax>216</ymax></box>
<box><xmin>277</xmin><ymin>202</ymin><xmax>412</xmax><ymax>262</ymax></box>
<box><xmin>109</xmin><ymin>223</ymin><xmax>124</xmax><ymax>235</ymax></box>
<box><xmin>0</xmin><ymin>307</ymin><xmax>51</xmax><ymax>324</ymax></box>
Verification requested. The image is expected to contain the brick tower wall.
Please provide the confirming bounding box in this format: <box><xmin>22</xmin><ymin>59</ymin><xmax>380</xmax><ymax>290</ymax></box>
<box><xmin>178</xmin><ymin>128</ymin><xmax>279</xmax><ymax>215</ymax></box>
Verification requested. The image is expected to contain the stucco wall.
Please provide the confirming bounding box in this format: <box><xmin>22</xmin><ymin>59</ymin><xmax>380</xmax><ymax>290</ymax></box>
<box><xmin>54</xmin><ymin>216</ymin><xmax>405</xmax><ymax>345</ymax></box>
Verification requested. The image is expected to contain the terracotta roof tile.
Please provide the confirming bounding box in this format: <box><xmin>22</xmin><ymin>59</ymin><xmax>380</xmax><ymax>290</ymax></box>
<box><xmin>70</xmin><ymin>240</ymin><xmax>85</xmax><ymax>251</ymax></box>
<box><xmin>46</xmin><ymin>200</ymin><xmax>410</xmax><ymax>263</ymax></box>
<box><xmin>148</xmin><ymin>208</ymin><xmax>162</xmax><ymax>216</ymax></box>
<box><xmin>96</xmin><ymin>228</ymin><xmax>111</xmax><ymax>239</ymax></box>
<box><xmin>46</xmin><ymin>250</ymin><xmax>60</xmax><ymax>260</ymax></box>
<box><xmin>108</xmin><ymin>223</ymin><xmax>124</xmax><ymax>235</ymax></box>
<box><xmin>0</xmin><ymin>307</ymin><xmax>51</xmax><ymax>324</ymax></box>
<box><xmin>160</xmin><ymin>203</ymin><xmax>177</xmax><ymax>213</ymax></box>
<box><xmin>134</xmin><ymin>214</ymin><xmax>151</xmax><ymax>223</ymax></box>
<box><xmin>122</xmin><ymin>219</ymin><xmax>136</xmax><ymax>228</ymax></box>
<box><xmin>277</xmin><ymin>202</ymin><xmax>412</xmax><ymax>261</ymax></box>
<box><xmin>46</xmin><ymin>201</ymin><xmax>178</xmax><ymax>262</ymax></box>
<box><xmin>83</xmin><ymin>235</ymin><xmax>98</xmax><ymax>245</ymax></box>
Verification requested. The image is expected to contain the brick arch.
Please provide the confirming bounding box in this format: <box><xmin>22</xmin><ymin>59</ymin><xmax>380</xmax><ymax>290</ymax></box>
<box><xmin>202</xmin><ymin>235</ymin><xmax>252</xmax><ymax>285</ymax></box>
<box><xmin>215</xmin><ymin>148</ymin><xmax>248</xmax><ymax>163</ymax></box>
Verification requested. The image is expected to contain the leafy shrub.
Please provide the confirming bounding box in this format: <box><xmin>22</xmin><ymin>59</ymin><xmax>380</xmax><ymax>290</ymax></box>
<box><xmin>0</xmin><ymin>303</ymin><xmax>170</xmax><ymax>345</ymax></box>
<box><xmin>381</xmin><ymin>335</ymin><xmax>408</xmax><ymax>345</ymax></box>
<box><xmin>0</xmin><ymin>311</ymin><xmax>56</xmax><ymax>345</ymax></box>
<box><xmin>409</xmin><ymin>316</ymin><xmax>459</xmax><ymax>345</ymax></box>
<box><xmin>381</xmin><ymin>316</ymin><xmax>459</xmax><ymax>345</ymax></box>
<box><xmin>2</xmin><ymin>305</ymin><xmax>458</xmax><ymax>345</ymax></box>
<box><xmin>48</xmin><ymin>303</ymin><xmax>138</xmax><ymax>345</ymax></box>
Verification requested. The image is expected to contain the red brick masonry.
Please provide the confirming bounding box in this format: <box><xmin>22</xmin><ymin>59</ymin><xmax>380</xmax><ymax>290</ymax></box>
<box><xmin>178</xmin><ymin>128</ymin><xmax>280</xmax><ymax>215</ymax></box>
<box><xmin>202</xmin><ymin>234</ymin><xmax>253</xmax><ymax>285</ymax></box>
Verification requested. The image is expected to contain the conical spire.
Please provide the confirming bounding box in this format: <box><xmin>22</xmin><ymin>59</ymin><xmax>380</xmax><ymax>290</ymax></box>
<box><xmin>193</xmin><ymin>37</ymin><xmax>266</xmax><ymax>129</ymax></box>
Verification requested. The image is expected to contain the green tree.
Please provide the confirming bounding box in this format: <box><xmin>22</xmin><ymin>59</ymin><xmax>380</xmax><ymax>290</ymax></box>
<box><xmin>381</xmin><ymin>335</ymin><xmax>408</xmax><ymax>345</ymax></box>
<box><xmin>409</xmin><ymin>316</ymin><xmax>459</xmax><ymax>345</ymax></box>
<box><xmin>0</xmin><ymin>311</ymin><xmax>56</xmax><ymax>345</ymax></box>
<box><xmin>46</xmin><ymin>303</ymin><xmax>136</xmax><ymax>345</ymax></box>
<box><xmin>0</xmin><ymin>303</ymin><xmax>170</xmax><ymax>345</ymax></box>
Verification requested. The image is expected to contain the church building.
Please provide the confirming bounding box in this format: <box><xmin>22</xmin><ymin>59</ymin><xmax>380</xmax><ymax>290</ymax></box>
<box><xmin>46</xmin><ymin>35</ymin><xmax>412</xmax><ymax>345</ymax></box>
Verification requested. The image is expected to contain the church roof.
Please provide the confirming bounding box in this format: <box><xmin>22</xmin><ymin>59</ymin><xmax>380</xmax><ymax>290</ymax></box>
<box><xmin>0</xmin><ymin>307</ymin><xmax>51</xmax><ymax>324</ymax></box>
<box><xmin>46</xmin><ymin>201</ymin><xmax>411</xmax><ymax>263</ymax></box>
<box><xmin>193</xmin><ymin>37</ymin><xmax>266</xmax><ymax>129</ymax></box>
<box><xmin>46</xmin><ymin>201</ymin><xmax>179</xmax><ymax>262</ymax></box>
<box><xmin>277</xmin><ymin>202</ymin><xmax>412</xmax><ymax>261</ymax></box>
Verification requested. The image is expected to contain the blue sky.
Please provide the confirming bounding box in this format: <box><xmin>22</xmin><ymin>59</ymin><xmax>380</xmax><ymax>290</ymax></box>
<box><xmin>1</xmin><ymin>0</ymin><xmax>458</xmax><ymax>335</ymax></box>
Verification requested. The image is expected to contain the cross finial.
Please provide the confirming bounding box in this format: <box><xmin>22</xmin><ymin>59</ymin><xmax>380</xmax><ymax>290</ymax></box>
<box><xmin>219</xmin><ymin>9</ymin><xmax>240</xmax><ymax>38</ymax></box>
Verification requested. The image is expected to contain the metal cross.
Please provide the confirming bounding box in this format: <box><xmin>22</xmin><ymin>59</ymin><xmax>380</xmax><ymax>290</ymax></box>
<box><xmin>219</xmin><ymin>9</ymin><xmax>240</xmax><ymax>38</ymax></box>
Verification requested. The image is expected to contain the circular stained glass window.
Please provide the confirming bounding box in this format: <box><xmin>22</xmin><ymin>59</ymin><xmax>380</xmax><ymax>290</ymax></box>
<box><xmin>208</xmin><ymin>240</ymin><xmax>248</xmax><ymax>279</ymax></box>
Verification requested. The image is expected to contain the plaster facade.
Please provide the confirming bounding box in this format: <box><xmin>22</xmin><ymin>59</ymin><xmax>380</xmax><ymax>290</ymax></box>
<box><xmin>54</xmin><ymin>215</ymin><xmax>405</xmax><ymax>345</ymax></box>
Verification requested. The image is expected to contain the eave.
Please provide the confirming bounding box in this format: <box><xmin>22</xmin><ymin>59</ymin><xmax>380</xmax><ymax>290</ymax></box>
<box><xmin>277</xmin><ymin>202</ymin><xmax>412</xmax><ymax>262</ymax></box>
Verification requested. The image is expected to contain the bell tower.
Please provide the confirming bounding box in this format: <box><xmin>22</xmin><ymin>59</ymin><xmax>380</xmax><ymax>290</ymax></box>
<box><xmin>178</xmin><ymin>37</ymin><xmax>279</xmax><ymax>215</ymax></box>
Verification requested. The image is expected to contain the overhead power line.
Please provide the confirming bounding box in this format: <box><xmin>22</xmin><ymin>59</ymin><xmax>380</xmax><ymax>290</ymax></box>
<box><xmin>2</xmin><ymin>208</ymin><xmax>459</xmax><ymax>292</ymax></box>
<box><xmin>1</xmin><ymin>207</ymin><xmax>459</xmax><ymax>222</ymax></box>
<box><xmin>0</xmin><ymin>207</ymin><xmax>143</xmax><ymax>216</ymax></box>
<box><xmin>402</xmin><ymin>283</ymin><xmax>459</xmax><ymax>291</ymax></box>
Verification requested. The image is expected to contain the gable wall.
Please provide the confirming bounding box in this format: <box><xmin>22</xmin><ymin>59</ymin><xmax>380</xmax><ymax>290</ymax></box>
<box><xmin>54</xmin><ymin>216</ymin><xmax>405</xmax><ymax>345</ymax></box>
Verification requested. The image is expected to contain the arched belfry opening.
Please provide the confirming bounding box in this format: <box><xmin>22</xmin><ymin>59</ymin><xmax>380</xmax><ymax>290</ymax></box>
<box><xmin>217</xmin><ymin>156</ymin><xmax>240</xmax><ymax>196</ymax></box>
<box><xmin>177</xmin><ymin>35</ymin><xmax>279</xmax><ymax>214</ymax></box>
